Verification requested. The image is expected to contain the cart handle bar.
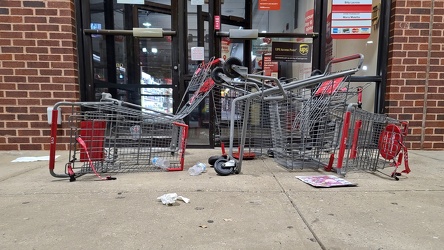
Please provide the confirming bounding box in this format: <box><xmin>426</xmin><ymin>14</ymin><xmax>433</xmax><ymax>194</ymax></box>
<box><xmin>239</xmin><ymin>53</ymin><xmax>364</xmax><ymax>93</ymax></box>
<box><xmin>325</xmin><ymin>53</ymin><xmax>364</xmax><ymax>72</ymax></box>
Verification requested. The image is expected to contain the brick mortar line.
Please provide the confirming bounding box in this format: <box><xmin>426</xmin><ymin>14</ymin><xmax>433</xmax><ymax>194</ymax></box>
<box><xmin>421</xmin><ymin>0</ymin><xmax>435</xmax><ymax>149</ymax></box>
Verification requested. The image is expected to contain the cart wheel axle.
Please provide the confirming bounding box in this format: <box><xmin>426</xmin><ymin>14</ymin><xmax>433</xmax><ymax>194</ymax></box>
<box><xmin>223</xmin><ymin>57</ymin><xmax>242</xmax><ymax>78</ymax></box>
<box><xmin>211</xmin><ymin>67</ymin><xmax>226</xmax><ymax>84</ymax></box>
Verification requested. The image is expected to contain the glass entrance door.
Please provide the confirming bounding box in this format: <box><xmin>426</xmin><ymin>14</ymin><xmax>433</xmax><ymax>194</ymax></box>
<box><xmin>183</xmin><ymin>2</ymin><xmax>248</xmax><ymax>147</ymax></box>
<box><xmin>184</xmin><ymin>3</ymin><xmax>211</xmax><ymax>146</ymax></box>
<box><xmin>136</xmin><ymin>6</ymin><xmax>174</xmax><ymax>114</ymax></box>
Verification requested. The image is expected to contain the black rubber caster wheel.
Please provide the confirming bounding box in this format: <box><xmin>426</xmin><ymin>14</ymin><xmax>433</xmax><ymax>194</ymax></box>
<box><xmin>391</xmin><ymin>172</ymin><xmax>400</xmax><ymax>181</ymax></box>
<box><xmin>208</xmin><ymin>155</ymin><xmax>227</xmax><ymax>166</ymax></box>
<box><xmin>223</xmin><ymin>57</ymin><xmax>242</xmax><ymax>78</ymax></box>
<box><xmin>213</xmin><ymin>158</ymin><xmax>234</xmax><ymax>176</ymax></box>
<box><xmin>211</xmin><ymin>67</ymin><xmax>225</xmax><ymax>84</ymax></box>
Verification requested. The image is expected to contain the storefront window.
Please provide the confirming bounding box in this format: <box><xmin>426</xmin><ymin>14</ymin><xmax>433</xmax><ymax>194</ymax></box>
<box><xmin>187</xmin><ymin>3</ymin><xmax>211</xmax><ymax>74</ymax></box>
<box><xmin>222</xmin><ymin>0</ymin><xmax>245</xmax><ymax>19</ymax></box>
<box><xmin>327</xmin><ymin>0</ymin><xmax>382</xmax><ymax>112</ymax></box>
<box><xmin>141</xmin><ymin>87</ymin><xmax>173</xmax><ymax>114</ymax></box>
<box><xmin>250</xmin><ymin>0</ymin><xmax>315</xmax><ymax>80</ymax></box>
<box><xmin>328</xmin><ymin>0</ymin><xmax>380</xmax><ymax>76</ymax></box>
<box><xmin>90</xmin><ymin>3</ymin><xmax>107</xmax><ymax>83</ymax></box>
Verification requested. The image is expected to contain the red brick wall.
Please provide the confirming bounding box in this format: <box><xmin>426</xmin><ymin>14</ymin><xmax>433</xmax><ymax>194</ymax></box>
<box><xmin>0</xmin><ymin>0</ymin><xmax>78</xmax><ymax>150</ymax></box>
<box><xmin>387</xmin><ymin>0</ymin><xmax>444</xmax><ymax>149</ymax></box>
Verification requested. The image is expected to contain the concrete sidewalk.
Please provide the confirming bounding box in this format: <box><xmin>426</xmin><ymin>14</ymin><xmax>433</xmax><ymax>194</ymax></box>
<box><xmin>0</xmin><ymin>149</ymin><xmax>443</xmax><ymax>250</ymax></box>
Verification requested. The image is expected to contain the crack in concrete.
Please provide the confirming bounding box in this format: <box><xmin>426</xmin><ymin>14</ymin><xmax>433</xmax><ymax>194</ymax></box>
<box><xmin>272</xmin><ymin>172</ymin><xmax>327</xmax><ymax>250</ymax></box>
<box><xmin>0</xmin><ymin>165</ymin><xmax>44</xmax><ymax>183</ymax></box>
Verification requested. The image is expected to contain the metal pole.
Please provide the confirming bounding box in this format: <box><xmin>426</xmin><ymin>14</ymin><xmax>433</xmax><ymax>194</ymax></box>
<box><xmin>84</xmin><ymin>29</ymin><xmax>176</xmax><ymax>36</ymax></box>
<box><xmin>216</xmin><ymin>32</ymin><xmax>319</xmax><ymax>38</ymax></box>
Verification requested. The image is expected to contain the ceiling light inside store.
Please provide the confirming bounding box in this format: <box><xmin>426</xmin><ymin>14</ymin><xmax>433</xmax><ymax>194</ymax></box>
<box><xmin>93</xmin><ymin>54</ymin><xmax>100</xmax><ymax>62</ymax></box>
<box><xmin>261</xmin><ymin>30</ymin><xmax>267</xmax><ymax>33</ymax></box>
<box><xmin>143</xmin><ymin>22</ymin><xmax>152</xmax><ymax>27</ymax></box>
<box><xmin>142</xmin><ymin>47</ymin><xmax>147</xmax><ymax>53</ymax></box>
<box><xmin>366</xmin><ymin>41</ymin><xmax>373</xmax><ymax>44</ymax></box>
<box><xmin>151</xmin><ymin>48</ymin><xmax>158</xmax><ymax>53</ymax></box>
<box><xmin>362</xmin><ymin>65</ymin><xmax>368</xmax><ymax>71</ymax></box>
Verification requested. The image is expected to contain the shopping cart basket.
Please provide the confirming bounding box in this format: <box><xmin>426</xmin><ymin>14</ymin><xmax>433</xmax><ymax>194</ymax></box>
<box><xmin>49</xmin><ymin>93</ymin><xmax>188</xmax><ymax>181</ymax></box>
<box><xmin>175</xmin><ymin>57</ymin><xmax>221</xmax><ymax>119</ymax></box>
<box><xmin>209</xmin><ymin>64</ymin><xmax>276</xmax><ymax>163</ymax></box>
<box><xmin>210</xmin><ymin>54</ymin><xmax>365</xmax><ymax>176</ymax></box>
<box><xmin>325</xmin><ymin>103</ymin><xmax>411</xmax><ymax>180</ymax></box>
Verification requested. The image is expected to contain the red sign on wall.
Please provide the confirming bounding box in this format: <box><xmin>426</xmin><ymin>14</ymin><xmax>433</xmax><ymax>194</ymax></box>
<box><xmin>262</xmin><ymin>54</ymin><xmax>278</xmax><ymax>77</ymax></box>
<box><xmin>259</xmin><ymin>0</ymin><xmax>281</xmax><ymax>11</ymax></box>
<box><xmin>305</xmin><ymin>9</ymin><xmax>314</xmax><ymax>34</ymax></box>
<box><xmin>214</xmin><ymin>15</ymin><xmax>220</xmax><ymax>30</ymax></box>
<box><xmin>331</xmin><ymin>0</ymin><xmax>372</xmax><ymax>39</ymax></box>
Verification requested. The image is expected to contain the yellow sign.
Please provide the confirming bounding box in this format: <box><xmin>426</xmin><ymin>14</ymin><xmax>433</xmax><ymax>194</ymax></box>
<box><xmin>299</xmin><ymin>44</ymin><xmax>309</xmax><ymax>55</ymax></box>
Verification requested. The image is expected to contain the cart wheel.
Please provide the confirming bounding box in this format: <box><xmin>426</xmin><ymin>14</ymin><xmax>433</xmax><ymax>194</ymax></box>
<box><xmin>211</xmin><ymin>67</ymin><xmax>225</xmax><ymax>84</ymax></box>
<box><xmin>223</xmin><ymin>57</ymin><xmax>242</xmax><ymax>78</ymax></box>
<box><xmin>391</xmin><ymin>172</ymin><xmax>401</xmax><ymax>181</ymax></box>
<box><xmin>213</xmin><ymin>158</ymin><xmax>234</xmax><ymax>176</ymax></box>
<box><xmin>208</xmin><ymin>155</ymin><xmax>227</xmax><ymax>166</ymax></box>
<box><xmin>267</xmin><ymin>149</ymin><xmax>274</xmax><ymax>158</ymax></box>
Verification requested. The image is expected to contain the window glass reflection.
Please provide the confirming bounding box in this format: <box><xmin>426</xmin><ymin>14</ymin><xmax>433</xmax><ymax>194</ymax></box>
<box><xmin>141</xmin><ymin>88</ymin><xmax>173</xmax><ymax>114</ymax></box>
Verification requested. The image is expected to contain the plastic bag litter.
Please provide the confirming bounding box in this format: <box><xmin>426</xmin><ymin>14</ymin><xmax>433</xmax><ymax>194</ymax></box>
<box><xmin>157</xmin><ymin>193</ymin><xmax>190</xmax><ymax>205</ymax></box>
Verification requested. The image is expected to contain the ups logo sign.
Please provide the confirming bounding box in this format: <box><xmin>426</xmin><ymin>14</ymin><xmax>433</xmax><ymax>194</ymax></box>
<box><xmin>299</xmin><ymin>44</ymin><xmax>309</xmax><ymax>55</ymax></box>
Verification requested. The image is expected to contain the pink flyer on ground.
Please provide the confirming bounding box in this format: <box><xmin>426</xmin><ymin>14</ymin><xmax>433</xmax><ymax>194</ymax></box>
<box><xmin>296</xmin><ymin>175</ymin><xmax>357</xmax><ymax>188</ymax></box>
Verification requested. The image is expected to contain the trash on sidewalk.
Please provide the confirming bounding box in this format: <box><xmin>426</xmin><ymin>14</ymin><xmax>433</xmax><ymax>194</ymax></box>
<box><xmin>296</xmin><ymin>175</ymin><xmax>357</xmax><ymax>188</ymax></box>
<box><xmin>152</xmin><ymin>157</ymin><xmax>170</xmax><ymax>170</ymax></box>
<box><xmin>157</xmin><ymin>193</ymin><xmax>190</xmax><ymax>205</ymax></box>
<box><xmin>12</xmin><ymin>155</ymin><xmax>59</xmax><ymax>163</ymax></box>
<box><xmin>188</xmin><ymin>162</ymin><xmax>207</xmax><ymax>176</ymax></box>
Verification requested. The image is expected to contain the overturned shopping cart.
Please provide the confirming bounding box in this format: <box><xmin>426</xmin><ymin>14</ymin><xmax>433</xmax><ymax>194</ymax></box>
<box><xmin>325</xmin><ymin>103</ymin><xmax>411</xmax><ymax>180</ymax></box>
<box><xmin>48</xmin><ymin>93</ymin><xmax>189</xmax><ymax>181</ymax></box>
<box><xmin>49</xmin><ymin>58</ymin><xmax>220</xmax><ymax>181</ymax></box>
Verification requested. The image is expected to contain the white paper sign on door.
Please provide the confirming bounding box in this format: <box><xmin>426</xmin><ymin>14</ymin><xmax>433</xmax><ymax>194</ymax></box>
<box><xmin>191</xmin><ymin>47</ymin><xmax>205</xmax><ymax>61</ymax></box>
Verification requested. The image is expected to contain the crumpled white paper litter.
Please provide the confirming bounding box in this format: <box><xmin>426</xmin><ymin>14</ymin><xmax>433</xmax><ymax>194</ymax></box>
<box><xmin>157</xmin><ymin>193</ymin><xmax>190</xmax><ymax>205</ymax></box>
